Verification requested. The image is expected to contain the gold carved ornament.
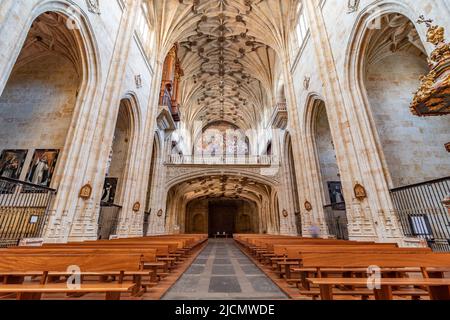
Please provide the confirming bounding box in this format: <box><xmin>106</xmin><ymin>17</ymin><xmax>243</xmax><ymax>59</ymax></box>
<box><xmin>132</xmin><ymin>202</ymin><xmax>141</xmax><ymax>212</ymax></box>
<box><xmin>354</xmin><ymin>183</ymin><xmax>367</xmax><ymax>201</ymax></box>
<box><xmin>79</xmin><ymin>184</ymin><xmax>92</xmax><ymax>200</ymax></box>
<box><xmin>282</xmin><ymin>210</ymin><xmax>289</xmax><ymax>218</ymax></box>
<box><xmin>411</xmin><ymin>16</ymin><xmax>450</xmax><ymax>117</ymax></box>
<box><xmin>157</xmin><ymin>209</ymin><xmax>163</xmax><ymax>217</ymax></box>
<box><xmin>304</xmin><ymin>201</ymin><xmax>313</xmax><ymax>212</ymax></box>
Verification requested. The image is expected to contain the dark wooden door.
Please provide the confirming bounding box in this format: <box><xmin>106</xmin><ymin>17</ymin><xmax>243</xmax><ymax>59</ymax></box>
<box><xmin>208</xmin><ymin>201</ymin><xmax>237</xmax><ymax>237</ymax></box>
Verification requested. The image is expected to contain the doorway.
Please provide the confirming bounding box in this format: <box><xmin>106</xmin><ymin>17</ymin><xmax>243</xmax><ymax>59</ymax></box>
<box><xmin>208</xmin><ymin>200</ymin><xmax>237</xmax><ymax>237</ymax></box>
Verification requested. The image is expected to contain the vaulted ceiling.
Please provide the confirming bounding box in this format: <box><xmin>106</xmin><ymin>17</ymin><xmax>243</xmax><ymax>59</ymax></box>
<box><xmin>168</xmin><ymin>174</ymin><xmax>273</xmax><ymax>204</ymax></box>
<box><xmin>15</xmin><ymin>12</ymin><xmax>81</xmax><ymax>75</ymax></box>
<box><xmin>146</xmin><ymin>0</ymin><xmax>300</xmax><ymax>133</ymax></box>
<box><xmin>177</xmin><ymin>0</ymin><xmax>278</xmax><ymax>130</ymax></box>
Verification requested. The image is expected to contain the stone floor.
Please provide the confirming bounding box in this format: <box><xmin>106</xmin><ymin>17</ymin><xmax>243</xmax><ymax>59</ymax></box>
<box><xmin>162</xmin><ymin>239</ymin><xmax>288</xmax><ymax>300</ymax></box>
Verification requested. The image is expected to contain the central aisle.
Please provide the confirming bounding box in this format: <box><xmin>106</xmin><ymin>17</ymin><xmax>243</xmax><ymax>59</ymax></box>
<box><xmin>162</xmin><ymin>239</ymin><xmax>288</xmax><ymax>300</ymax></box>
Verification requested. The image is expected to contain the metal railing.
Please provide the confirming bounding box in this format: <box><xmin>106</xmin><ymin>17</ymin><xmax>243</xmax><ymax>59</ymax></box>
<box><xmin>390</xmin><ymin>177</ymin><xmax>450</xmax><ymax>252</ymax></box>
<box><xmin>0</xmin><ymin>177</ymin><xmax>55</xmax><ymax>247</ymax></box>
<box><xmin>323</xmin><ymin>202</ymin><xmax>349</xmax><ymax>240</ymax></box>
<box><xmin>166</xmin><ymin>154</ymin><xmax>279</xmax><ymax>166</ymax></box>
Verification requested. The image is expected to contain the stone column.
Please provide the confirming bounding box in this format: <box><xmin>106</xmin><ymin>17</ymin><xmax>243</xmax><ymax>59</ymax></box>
<box><xmin>280</xmin><ymin>52</ymin><xmax>330</xmax><ymax>238</ymax></box>
<box><xmin>0</xmin><ymin>0</ymin><xmax>15</xmax><ymax>33</ymax></box>
<box><xmin>303</xmin><ymin>0</ymin><xmax>403</xmax><ymax>243</ymax></box>
<box><xmin>0</xmin><ymin>1</ymin><xmax>105</xmax><ymax>243</ymax></box>
<box><xmin>134</xmin><ymin>51</ymin><xmax>168</xmax><ymax>236</ymax></box>
<box><xmin>0</xmin><ymin>0</ymin><xmax>34</xmax><ymax>94</ymax></box>
<box><xmin>62</xmin><ymin>0</ymin><xmax>143</xmax><ymax>242</ymax></box>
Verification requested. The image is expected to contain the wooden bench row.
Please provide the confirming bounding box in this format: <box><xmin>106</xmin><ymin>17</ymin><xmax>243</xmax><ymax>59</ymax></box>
<box><xmin>234</xmin><ymin>234</ymin><xmax>450</xmax><ymax>300</ymax></box>
<box><xmin>0</xmin><ymin>234</ymin><xmax>208</xmax><ymax>300</ymax></box>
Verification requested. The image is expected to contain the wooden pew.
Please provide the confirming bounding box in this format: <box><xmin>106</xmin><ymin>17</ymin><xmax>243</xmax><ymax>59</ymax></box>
<box><xmin>299</xmin><ymin>252</ymin><xmax>450</xmax><ymax>300</ymax></box>
<box><xmin>307</xmin><ymin>278</ymin><xmax>450</xmax><ymax>300</ymax></box>
<box><xmin>3</xmin><ymin>247</ymin><xmax>165</xmax><ymax>283</ymax></box>
<box><xmin>233</xmin><ymin>235</ymin><xmax>444</xmax><ymax>300</ymax></box>
<box><xmin>0</xmin><ymin>253</ymin><xmax>145</xmax><ymax>300</ymax></box>
<box><xmin>0</xmin><ymin>234</ymin><xmax>208</xmax><ymax>299</ymax></box>
<box><xmin>0</xmin><ymin>283</ymin><xmax>136</xmax><ymax>300</ymax></box>
<box><xmin>42</xmin><ymin>242</ymin><xmax>181</xmax><ymax>268</ymax></box>
<box><xmin>253</xmin><ymin>240</ymin><xmax>397</xmax><ymax>262</ymax></box>
<box><xmin>273</xmin><ymin>246</ymin><xmax>431</xmax><ymax>280</ymax></box>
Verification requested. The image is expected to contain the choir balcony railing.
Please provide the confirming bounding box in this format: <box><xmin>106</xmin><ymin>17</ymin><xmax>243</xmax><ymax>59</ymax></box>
<box><xmin>0</xmin><ymin>177</ymin><xmax>56</xmax><ymax>247</ymax></box>
<box><xmin>269</xmin><ymin>102</ymin><xmax>288</xmax><ymax>129</ymax></box>
<box><xmin>165</xmin><ymin>154</ymin><xmax>279</xmax><ymax>166</ymax></box>
<box><xmin>390</xmin><ymin>177</ymin><xmax>450</xmax><ymax>252</ymax></box>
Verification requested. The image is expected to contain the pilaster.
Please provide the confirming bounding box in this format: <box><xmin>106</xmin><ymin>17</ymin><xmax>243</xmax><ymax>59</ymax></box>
<box><xmin>60</xmin><ymin>0</ymin><xmax>143</xmax><ymax>242</ymax></box>
<box><xmin>303</xmin><ymin>0</ymin><xmax>404</xmax><ymax>243</ymax></box>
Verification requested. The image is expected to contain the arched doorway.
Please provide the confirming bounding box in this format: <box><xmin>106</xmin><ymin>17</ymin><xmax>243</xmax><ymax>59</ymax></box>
<box><xmin>0</xmin><ymin>12</ymin><xmax>82</xmax><ymax>187</ymax></box>
<box><xmin>143</xmin><ymin>136</ymin><xmax>160</xmax><ymax>235</ymax></box>
<box><xmin>0</xmin><ymin>11</ymin><xmax>87</xmax><ymax>245</ymax></box>
<box><xmin>185</xmin><ymin>198</ymin><xmax>259</xmax><ymax>237</ymax></box>
<box><xmin>283</xmin><ymin>134</ymin><xmax>301</xmax><ymax>235</ymax></box>
<box><xmin>98</xmin><ymin>99</ymin><xmax>135</xmax><ymax>239</ymax></box>
<box><xmin>359</xmin><ymin>12</ymin><xmax>450</xmax><ymax>249</ymax></box>
<box><xmin>165</xmin><ymin>173</ymin><xmax>278</xmax><ymax>235</ymax></box>
<box><xmin>311</xmin><ymin>99</ymin><xmax>348</xmax><ymax>240</ymax></box>
<box><xmin>363</xmin><ymin>13</ymin><xmax>450</xmax><ymax>188</ymax></box>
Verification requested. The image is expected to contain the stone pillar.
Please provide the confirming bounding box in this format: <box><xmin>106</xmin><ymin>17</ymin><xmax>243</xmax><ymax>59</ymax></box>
<box><xmin>281</xmin><ymin>53</ymin><xmax>330</xmax><ymax>238</ymax></box>
<box><xmin>0</xmin><ymin>0</ymin><xmax>15</xmax><ymax>32</ymax></box>
<box><xmin>0</xmin><ymin>0</ymin><xmax>24</xmax><ymax>94</ymax></box>
<box><xmin>60</xmin><ymin>0</ymin><xmax>143</xmax><ymax>242</ymax></box>
<box><xmin>303</xmin><ymin>0</ymin><xmax>404</xmax><ymax>243</ymax></box>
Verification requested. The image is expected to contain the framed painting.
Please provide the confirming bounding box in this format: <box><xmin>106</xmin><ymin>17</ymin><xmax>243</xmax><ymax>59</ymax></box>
<box><xmin>0</xmin><ymin>149</ymin><xmax>28</xmax><ymax>180</ymax></box>
<box><xmin>101</xmin><ymin>177</ymin><xmax>118</xmax><ymax>205</ymax></box>
<box><xmin>25</xmin><ymin>149</ymin><xmax>59</xmax><ymax>188</ymax></box>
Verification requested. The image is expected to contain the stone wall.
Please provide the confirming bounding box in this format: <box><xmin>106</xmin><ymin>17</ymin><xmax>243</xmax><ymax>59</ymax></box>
<box><xmin>186</xmin><ymin>199</ymin><xmax>208</xmax><ymax>234</ymax></box>
<box><xmin>0</xmin><ymin>0</ymin><xmax>157</xmax><ymax>242</ymax></box>
<box><xmin>0</xmin><ymin>54</ymin><xmax>79</xmax><ymax>183</ymax></box>
<box><xmin>0</xmin><ymin>54</ymin><xmax>78</xmax><ymax>151</ymax></box>
<box><xmin>365</xmin><ymin>51</ymin><xmax>450</xmax><ymax>188</ymax></box>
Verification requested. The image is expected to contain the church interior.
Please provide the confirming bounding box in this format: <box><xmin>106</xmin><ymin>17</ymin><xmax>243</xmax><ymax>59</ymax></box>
<box><xmin>0</xmin><ymin>0</ymin><xmax>449</xmax><ymax>301</ymax></box>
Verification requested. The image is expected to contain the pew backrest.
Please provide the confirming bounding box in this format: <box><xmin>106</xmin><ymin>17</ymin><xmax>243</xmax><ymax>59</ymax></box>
<box><xmin>0</xmin><ymin>253</ymin><xmax>143</xmax><ymax>273</ymax></box>
<box><xmin>300</xmin><ymin>252</ymin><xmax>450</xmax><ymax>269</ymax></box>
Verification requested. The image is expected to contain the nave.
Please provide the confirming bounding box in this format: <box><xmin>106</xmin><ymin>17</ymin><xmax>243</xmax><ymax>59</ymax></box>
<box><xmin>1</xmin><ymin>234</ymin><xmax>450</xmax><ymax>301</ymax></box>
<box><xmin>0</xmin><ymin>0</ymin><xmax>450</xmax><ymax>304</ymax></box>
<box><xmin>163</xmin><ymin>239</ymin><xmax>287</xmax><ymax>300</ymax></box>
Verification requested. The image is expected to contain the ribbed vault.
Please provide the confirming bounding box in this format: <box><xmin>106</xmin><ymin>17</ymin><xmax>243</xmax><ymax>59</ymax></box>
<box><xmin>165</xmin><ymin>173</ymin><xmax>280</xmax><ymax>234</ymax></box>
<box><xmin>170</xmin><ymin>174</ymin><xmax>272</xmax><ymax>203</ymax></box>
<box><xmin>146</xmin><ymin>0</ymin><xmax>300</xmax><ymax>137</ymax></box>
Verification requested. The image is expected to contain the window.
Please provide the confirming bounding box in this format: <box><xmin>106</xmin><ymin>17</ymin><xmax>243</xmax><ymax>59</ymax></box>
<box><xmin>135</xmin><ymin>3</ymin><xmax>156</xmax><ymax>61</ymax></box>
<box><xmin>293</xmin><ymin>4</ymin><xmax>309</xmax><ymax>51</ymax></box>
